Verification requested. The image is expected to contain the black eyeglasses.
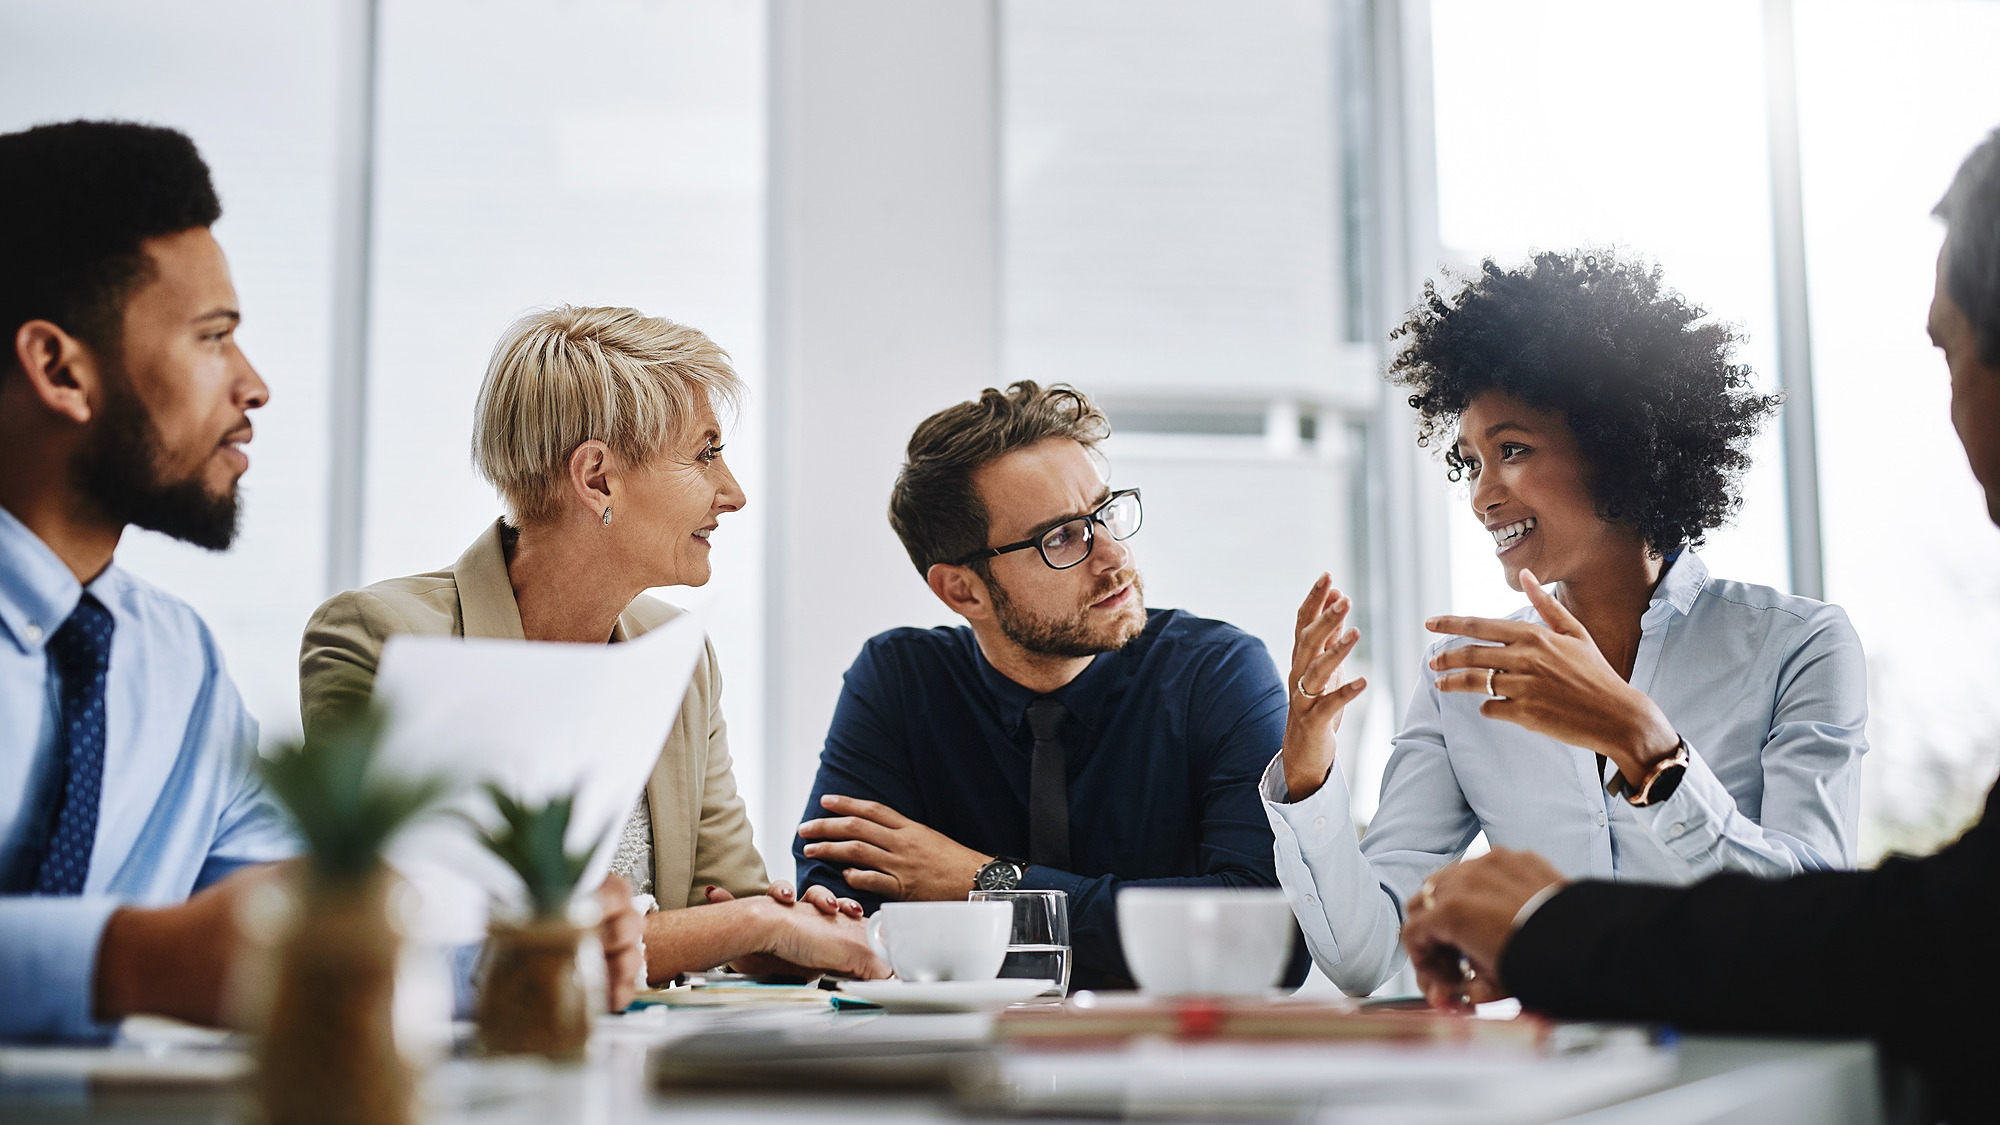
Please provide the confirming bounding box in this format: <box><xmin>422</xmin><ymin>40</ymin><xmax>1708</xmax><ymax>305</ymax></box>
<box><xmin>952</xmin><ymin>489</ymin><xmax>1143</xmax><ymax>570</ymax></box>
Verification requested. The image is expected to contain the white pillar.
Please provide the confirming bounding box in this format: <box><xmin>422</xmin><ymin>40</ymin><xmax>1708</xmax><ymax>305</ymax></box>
<box><xmin>763</xmin><ymin>0</ymin><xmax>1001</xmax><ymax>878</ymax></box>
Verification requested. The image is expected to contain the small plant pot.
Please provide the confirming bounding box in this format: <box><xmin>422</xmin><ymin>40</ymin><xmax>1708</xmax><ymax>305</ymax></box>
<box><xmin>475</xmin><ymin>917</ymin><xmax>592</xmax><ymax>1060</ymax></box>
<box><xmin>257</xmin><ymin>865</ymin><xmax>413</xmax><ymax>1125</ymax></box>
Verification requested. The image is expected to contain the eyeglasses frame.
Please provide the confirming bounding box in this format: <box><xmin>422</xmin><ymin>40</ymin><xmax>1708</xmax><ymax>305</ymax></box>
<box><xmin>949</xmin><ymin>487</ymin><xmax>1143</xmax><ymax>571</ymax></box>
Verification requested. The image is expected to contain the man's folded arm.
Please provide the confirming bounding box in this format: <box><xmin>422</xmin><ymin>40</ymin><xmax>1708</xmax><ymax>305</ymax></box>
<box><xmin>792</xmin><ymin>654</ymin><xmax>919</xmax><ymax>908</ymax></box>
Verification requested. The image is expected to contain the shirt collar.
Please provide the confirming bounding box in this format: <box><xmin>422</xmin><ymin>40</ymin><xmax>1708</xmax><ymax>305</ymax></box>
<box><xmin>978</xmin><ymin>629</ymin><xmax>1133</xmax><ymax>738</ymax></box>
<box><xmin>0</xmin><ymin>503</ymin><xmax>87</xmax><ymax>655</ymax></box>
<box><xmin>1644</xmin><ymin>548</ymin><xmax>1709</xmax><ymax>626</ymax></box>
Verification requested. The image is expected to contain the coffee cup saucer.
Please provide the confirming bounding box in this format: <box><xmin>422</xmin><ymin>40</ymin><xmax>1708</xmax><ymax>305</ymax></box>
<box><xmin>836</xmin><ymin>977</ymin><xmax>1055</xmax><ymax>1013</ymax></box>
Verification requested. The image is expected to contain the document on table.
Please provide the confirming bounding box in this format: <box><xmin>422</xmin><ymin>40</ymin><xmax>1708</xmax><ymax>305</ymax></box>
<box><xmin>370</xmin><ymin>608</ymin><xmax>710</xmax><ymax>945</ymax></box>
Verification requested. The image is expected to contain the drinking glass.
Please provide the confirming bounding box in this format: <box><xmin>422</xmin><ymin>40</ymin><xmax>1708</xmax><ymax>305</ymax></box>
<box><xmin>968</xmin><ymin>889</ymin><xmax>1071</xmax><ymax>997</ymax></box>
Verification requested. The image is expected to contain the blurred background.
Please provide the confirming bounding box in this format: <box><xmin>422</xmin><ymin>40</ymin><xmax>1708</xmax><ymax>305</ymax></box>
<box><xmin>4</xmin><ymin>0</ymin><xmax>1998</xmax><ymax>900</ymax></box>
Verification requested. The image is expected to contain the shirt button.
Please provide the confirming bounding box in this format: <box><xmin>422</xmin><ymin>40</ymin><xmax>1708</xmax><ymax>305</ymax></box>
<box><xmin>1669</xmin><ymin>822</ymin><xmax>1686</xmax><ymax>839</ymax></box>
<box><xmin>1313</xmin><ymin>817</ymin><xmax>1327</xmax><ymax>829</ymax></box>
<box><xmin>22</xmin><ymin>624</ymin><xmax>42</xmax><ymax>643</ymax></box>
<box><xmin>1596</xmin><ymin>810</ymin><xmax>1608</xmax><ymax>828</ymax></box>
<box><xmin>1304</xmin><ymin>894</ymin><xmax>1318</xmax><ymax>905</ymax></box>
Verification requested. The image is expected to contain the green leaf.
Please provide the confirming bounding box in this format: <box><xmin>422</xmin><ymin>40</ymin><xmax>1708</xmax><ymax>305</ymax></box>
<box><xmin>474</xmin><ymin>784</ymin><xmax>597</xmax><ymax>920</ymax></box>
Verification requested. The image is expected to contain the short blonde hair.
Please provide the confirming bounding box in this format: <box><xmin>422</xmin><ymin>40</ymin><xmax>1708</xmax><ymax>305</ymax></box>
<box><xmin>472</xmin><ymin>305</ymin><xmax>743</xmax><ymax>524</ymax></box>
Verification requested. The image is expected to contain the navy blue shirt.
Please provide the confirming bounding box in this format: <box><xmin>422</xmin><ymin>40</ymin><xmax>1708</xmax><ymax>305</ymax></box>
<box><xmin>795</xmin><ymin>608</ymin><xmax>1305</xmax><ymax>989</ymax></box>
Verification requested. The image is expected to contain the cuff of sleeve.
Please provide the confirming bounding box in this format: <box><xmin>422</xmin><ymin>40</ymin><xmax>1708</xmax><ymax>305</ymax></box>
<box><xmin>1629</xmin><ymin>742</ymin><xmax>1732</xmax><ymax>862</ymax></box>
<box><xmin>0</xmin><ymin>895</ymin><xmax>125</xmax><ymax>1041</ymax></box>
<box><xmin>1020</xmin><ymin>866</ymin><xmax>1086</xmax><ymax>897</ymax></box>
<box><xmin>1262</xmin><ymin>753</ymin><xmax>1356</xmax><ymax>850</ymax></box>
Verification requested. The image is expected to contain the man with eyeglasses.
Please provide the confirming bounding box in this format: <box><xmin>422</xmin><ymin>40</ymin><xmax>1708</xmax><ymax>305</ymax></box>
<box><xmin>793</xmin><ymin>381</ymin><xmax>1306</xmax><ymax>990</ymax></box>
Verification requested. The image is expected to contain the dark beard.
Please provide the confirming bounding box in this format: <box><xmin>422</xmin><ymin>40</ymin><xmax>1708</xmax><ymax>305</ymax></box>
<box><xmin>988</xmin><ymin>569</ymin><xmax>1145</xmax><ymax>658</ymax></box>
<box><xmin>72</xmin><ymin>364</ymin><xmax>240</xmax><ymax>551</ymax></box>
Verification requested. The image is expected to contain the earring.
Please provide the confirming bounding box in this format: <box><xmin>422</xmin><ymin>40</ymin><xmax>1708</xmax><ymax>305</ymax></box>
<box><xmin>601</xmin><ymin>507</ymin><xmax>613</xmax><ymax>527</ymax></box>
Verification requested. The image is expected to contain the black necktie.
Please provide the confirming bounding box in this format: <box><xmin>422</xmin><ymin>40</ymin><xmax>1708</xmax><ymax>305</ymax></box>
<box><xmin>1024</xmin><ymin>696</ymin><xmax>1072</xmax><ymax>870</ymax></box>
<box><xmin>27</xmin><ymin>595</ymin><xmax>115</xmax><ymax>895</ymax></box>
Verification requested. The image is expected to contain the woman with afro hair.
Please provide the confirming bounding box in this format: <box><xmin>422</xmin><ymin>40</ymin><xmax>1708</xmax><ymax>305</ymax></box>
<box><xmin>1261</xmin><ymin>250</ymin><xmax>1868</xmax><ymax>997</ymax></box>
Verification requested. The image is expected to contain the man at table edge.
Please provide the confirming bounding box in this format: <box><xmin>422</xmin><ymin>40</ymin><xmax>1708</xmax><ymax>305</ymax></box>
<box><xmin>1399</xmin><ymin>125</ymin><xmax>2000</xmax><ymax>1124</ymax></box>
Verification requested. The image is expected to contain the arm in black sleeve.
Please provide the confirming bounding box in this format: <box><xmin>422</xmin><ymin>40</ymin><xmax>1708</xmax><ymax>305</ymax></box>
<box><xmin>1503</xmin><ymin>785</ymin><xmax>2000</xmax><ymax>1121</ymax></box>
<box><xmin>792</xmin><ymin>643</ymin><xmax>923</xmax><ymax>911</ymax></box>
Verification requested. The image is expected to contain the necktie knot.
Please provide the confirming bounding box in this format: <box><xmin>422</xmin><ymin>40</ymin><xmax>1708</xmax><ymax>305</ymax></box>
<box><xmin>1026</xmin><ymin>696</ymin><xmax>1068</xmax><ymax>742</ymax></box>
<box><xmin>49</xmin><ymin>594</ymin><xmax>114</xmax><ymax>684</ymax></box>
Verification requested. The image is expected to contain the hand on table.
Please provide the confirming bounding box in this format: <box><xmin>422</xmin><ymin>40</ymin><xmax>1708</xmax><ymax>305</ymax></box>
<box><xmin>735</xmin><ymin>897</ymin><xmax>889</xmax><ymax>980</ymax></box>
<box><xmin>595</xmin><ymin>873</ymin><xmax>644</xmax><ymax>1012</ymax></box>
<box><xmin>797</xmin><ymin>795</ymin><xmax>991</xmax><ymax>902</ymax></box>
<box><xmin>1426</xmin><ymin>568</ymin><xmax>1679</xmax><ymax>788</ymax></box>
<box><xmin>705</xmin><ymin>879</ymin><xmax>864</xmax><ymax>919</ymax></box>
<box><xmin>1281</xmin><ymin>573</ymin><xmax>1370</xmax><ymax>801</ymax></box>
<box><xmin>95</xmin><ymin>861</ymin><xmax>286</xmax><ymax>1027</ymax></box>
<box><xmin>1400</xmin><ymin>848</ymin><xmax>1567</xmax><ymax>1012</ymax></box>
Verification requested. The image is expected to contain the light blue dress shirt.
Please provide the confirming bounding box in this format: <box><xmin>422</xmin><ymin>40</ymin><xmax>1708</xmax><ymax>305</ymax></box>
<box><xmin>1264</xmin><ymin>552</ymin><xmax>1867</xmax><ymax>995</ymax></box>
<box><xmin>0</xmin><ymin>506</ymin><xmax>295</xmax><ymax>1040</ymax></box>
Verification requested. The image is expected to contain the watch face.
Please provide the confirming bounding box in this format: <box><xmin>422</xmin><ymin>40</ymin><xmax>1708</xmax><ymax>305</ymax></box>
<box><xmin>976</xmin><ymin>860</ymin><xmax>1023</xmax><ymax>890</ymax></box>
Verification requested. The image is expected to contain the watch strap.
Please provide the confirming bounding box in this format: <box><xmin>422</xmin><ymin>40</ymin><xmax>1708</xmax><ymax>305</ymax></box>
<box><xmin>1625</xmin><ymin>737</ymin><xmax>1691</xmax><ymax>807</ymax></box>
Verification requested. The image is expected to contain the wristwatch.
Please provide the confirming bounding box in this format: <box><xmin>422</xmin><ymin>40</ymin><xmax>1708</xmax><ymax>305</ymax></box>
<box><xmin>974</xmin><ymin>856</ymin><xmax>1028</xmax><ymax>891</ymax></box>
<box><xmin>1611</xmin><ymin>737</ymin><xmax>1691</xmax><ymax>808</ymax></box>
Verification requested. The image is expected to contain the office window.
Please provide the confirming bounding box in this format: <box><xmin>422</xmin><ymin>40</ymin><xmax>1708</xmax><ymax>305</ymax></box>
<box><xmin>1429</xmin><ymin>0</ymin><xmax>1792</xmax><ymax>623</ymax></box>
<box><xmin>1796</xmin><ymin>0</ymin><xmax>2000</xmax><ymax>858</ymax></box>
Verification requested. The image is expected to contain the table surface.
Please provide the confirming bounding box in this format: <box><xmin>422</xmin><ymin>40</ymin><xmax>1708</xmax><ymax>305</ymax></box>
<box><xmin>0</xmin><ymin>1008</ymin><xmax>1885</xmax><ymax>1125</ymax></box>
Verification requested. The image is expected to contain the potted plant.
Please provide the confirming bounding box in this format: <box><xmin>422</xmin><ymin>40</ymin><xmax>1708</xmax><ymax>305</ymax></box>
<box><xmin>472</xmin><ymin>785</ymin><xmax>597</xmax><ymax>1060</ymax></box>
<box><xmin>255</xmin><ymin>707</ymin><xmax>446</xmax><ymax>1125</ymax></box>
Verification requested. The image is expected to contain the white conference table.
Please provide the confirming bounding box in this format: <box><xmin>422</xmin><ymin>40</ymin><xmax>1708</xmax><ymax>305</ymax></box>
<box><xmin>0</xmin><ymin>1007</ymin><xmax>1889</xmax><ymax>1125</ymax></box>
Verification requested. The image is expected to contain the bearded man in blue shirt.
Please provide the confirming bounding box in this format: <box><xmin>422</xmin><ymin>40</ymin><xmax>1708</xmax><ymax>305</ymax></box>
<box><xmin>794</xmin><ymin>381</ymin><xmax>1306</xmax><ymax>990</ymax></box>
<box><xmin>0</xmin><ymin>121</ymin><xmax>299</xmax><ymax>1040</ymax></box>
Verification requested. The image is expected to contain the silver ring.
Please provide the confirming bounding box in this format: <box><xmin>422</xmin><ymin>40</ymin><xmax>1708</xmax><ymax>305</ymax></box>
<box><xmin>1297</xmin><ymin>676</ymin><xmax>1325</xmax><ymax>700</ymax></box>
<box><xmin>1485</xmin><ymin>667</ymin><xmax>1502</xmax><ymax>698</ymax></box>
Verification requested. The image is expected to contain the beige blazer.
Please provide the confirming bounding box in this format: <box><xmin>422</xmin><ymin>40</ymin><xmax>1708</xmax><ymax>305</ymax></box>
<box><xmin>297</xmin><ymin>518</ymin><xmax>770</xmax><ymax>908</ymax></box>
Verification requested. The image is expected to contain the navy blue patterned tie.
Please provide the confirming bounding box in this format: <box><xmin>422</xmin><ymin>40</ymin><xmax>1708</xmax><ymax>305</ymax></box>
<box><xmin>34</xmin><ymin>594</ymin><xmax>115</xmax><ymax>895</ymax></box>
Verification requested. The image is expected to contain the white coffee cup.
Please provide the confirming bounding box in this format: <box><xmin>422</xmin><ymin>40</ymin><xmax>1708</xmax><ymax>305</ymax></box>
<box><xmin>866</xmin><ymin>901</ymin><xmax>1012</xmax><ymax>983</ymax></box>
<box><xmin>1116</xmin><ymin>888</ymin><xmax>1294</xmax><ymax>996</ymax></box>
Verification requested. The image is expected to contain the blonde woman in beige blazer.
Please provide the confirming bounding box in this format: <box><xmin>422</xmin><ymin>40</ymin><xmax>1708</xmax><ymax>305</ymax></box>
<box><xmin>300</xmin><ymin>306</ymin><xmax>883</xmax><ymax>984</ymax></box>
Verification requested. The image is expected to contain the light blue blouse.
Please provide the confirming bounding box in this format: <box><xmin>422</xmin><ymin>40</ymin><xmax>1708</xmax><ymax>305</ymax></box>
<box><xmin>0</xmin><ymin>505</ymin><xmax>295</xmax><ymax>1040</ymax></box>
<box><xmin>1264</xmin><ymin>551</ymin><xmax>1867</xmax><ymax>996</ymax></box>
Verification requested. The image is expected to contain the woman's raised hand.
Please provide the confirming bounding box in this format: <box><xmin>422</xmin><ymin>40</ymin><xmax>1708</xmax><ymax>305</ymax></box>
<box><xmin>1281</xmin><ymin>573</ymin><xmax>1368</xmax><ymax>802</ymax></box>
<box><xmin>1425</xmin><ymin>568</ymin><xmax>1679</xmax><ymax>787</ymax></box>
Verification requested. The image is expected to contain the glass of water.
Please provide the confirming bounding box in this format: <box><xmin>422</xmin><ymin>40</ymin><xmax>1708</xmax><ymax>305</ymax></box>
<box><xmin>968</xmin><ymin>888</ymin><xmax>1070</xmax><ymax>997</ymax></box>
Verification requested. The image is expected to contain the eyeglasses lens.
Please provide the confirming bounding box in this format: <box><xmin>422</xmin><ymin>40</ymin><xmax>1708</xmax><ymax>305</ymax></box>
<box><xmin>1041</xmin><ymin>519</ymin><xmax>1092</xmax><ymax>568</ymax></box>
<box><xmin>1101</xmin><ymin>493</ymin><xmax>1141</xmax><ymax>540</ymax></box>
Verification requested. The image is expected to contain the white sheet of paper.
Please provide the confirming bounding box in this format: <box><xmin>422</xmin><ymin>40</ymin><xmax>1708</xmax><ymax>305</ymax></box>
<box><xmin>369</xmin><ymin>607</ymin><xmax>709</xmax><ymax>945</ymax></box>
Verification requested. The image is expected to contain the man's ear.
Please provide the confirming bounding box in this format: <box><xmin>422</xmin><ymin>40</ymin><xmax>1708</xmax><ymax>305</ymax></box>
<box><xmin>567</xmin><ymin>440</ymin><xmax>614</xmax><ymax>517</ymax></box>
<box><xmin>11</xmin><ymin>319</ymin><xmax>101</xmax><ymax>425</ymax></box>
<box><xmin>926</xmin><ymin>562</ymin><xmax>992</xmax><ymax>621</ymax></box>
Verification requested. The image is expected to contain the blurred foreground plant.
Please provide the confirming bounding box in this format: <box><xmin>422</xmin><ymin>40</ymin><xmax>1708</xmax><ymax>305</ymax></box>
<box><xmin>256</xmin><ymin>705</ymin><xmax>447</xmax><ymax>1125</ymax></box>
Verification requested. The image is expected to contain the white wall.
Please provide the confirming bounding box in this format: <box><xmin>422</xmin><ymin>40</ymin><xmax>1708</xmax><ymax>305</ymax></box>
<box><xmin>0</xmin><ymin>0</ymin><xmax>342</xmax><ymax>750</ymax></box>
<box><xmin>764</xmin><ymin>0</ymin><xmax>1003</xmax><ymax>879</ymax></box>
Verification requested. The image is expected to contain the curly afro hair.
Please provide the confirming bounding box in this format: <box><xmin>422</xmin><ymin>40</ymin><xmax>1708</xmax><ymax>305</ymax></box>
<box><xmin>1388</xmin><ymin>250</ymin><xmax>1781</xmax><ymax>554</ymax></box>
